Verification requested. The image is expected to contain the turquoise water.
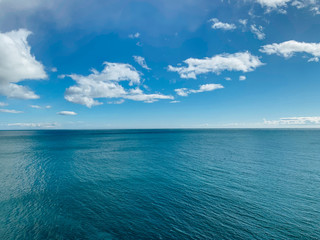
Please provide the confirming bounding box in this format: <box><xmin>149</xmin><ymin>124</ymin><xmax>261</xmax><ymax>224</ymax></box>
<box><xmin>0</xmin><ymin>129</ymin><xmax>320</xmax><ymax>239</ymax></box>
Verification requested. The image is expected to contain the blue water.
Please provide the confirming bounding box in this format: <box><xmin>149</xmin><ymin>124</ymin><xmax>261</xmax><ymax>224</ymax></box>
<box><xmin>0</xmin><ymin>129</ymin><xmax>320</xmax><ymax>239</ymax></box>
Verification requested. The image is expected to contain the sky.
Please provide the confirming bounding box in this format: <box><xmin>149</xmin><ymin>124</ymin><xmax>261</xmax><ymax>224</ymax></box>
<box><xmin>1</xmin><ymin>0</ymin><xmax>320</xmax><ymax>129</ymax></box>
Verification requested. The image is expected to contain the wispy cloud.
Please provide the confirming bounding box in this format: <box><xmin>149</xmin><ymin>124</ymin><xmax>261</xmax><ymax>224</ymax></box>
<box><xmin>0</xmin><ymin>102</ymin><xmax>8</xmax><ymax>107</ymax></box>
<box><xmin>57</xmin><ymin>111</ymin><xmax>77</xmax><ymax>116</ymax></box>
<box><xmin>30</xmin><ymin>105</ymin><xmax>52</xmax><ymax>109</ymax></box>
<box><xmin>133</xmin><ymin>56</ymin><xmax>151</xmax><ymax>70</ymax></box>
<box><xmin>175</xmin><ymin>84</ymin><xmax>224</xmax><ymax>97</ymax></box>
<box><xmin>264</xmin><ymin>116</ymin><xmax>320</xmax><ymax>125</ymax></box>
<box><xmin>168</xmin><ymin>52</ymin><xmax>264</xmax><ymax>79</ymax></box>
<box><xmin>8</xmin><ymin>122</ymin><xmax>57</xmax><ymax>128</ymax></box>
<box><xmin>250</xmin><ymin>24</ymin><xmax>266</xmax><ymax>40</ymax></box>
<box><xmin>129</xmin><ymin>32</ymin><xmax>140</xmax><ymax>39</ymax></box>
<box><xmin>0</xmin><ymin>109</ymin><xmax>23</xmax><ymax>113</ymax></box>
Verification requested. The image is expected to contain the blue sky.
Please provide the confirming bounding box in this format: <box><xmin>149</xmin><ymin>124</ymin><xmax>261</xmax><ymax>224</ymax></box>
<box><xmin>1</xmin><ymin>0</ymin><xmax>320</xmax><ymax>129</ymax></box>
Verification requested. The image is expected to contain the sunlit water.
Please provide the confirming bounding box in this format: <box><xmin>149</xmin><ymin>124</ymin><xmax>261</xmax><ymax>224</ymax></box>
<box><xmin>1</xmin><ymin>129</ymin><xmax>320</xmax><ymax>239</ymax></box>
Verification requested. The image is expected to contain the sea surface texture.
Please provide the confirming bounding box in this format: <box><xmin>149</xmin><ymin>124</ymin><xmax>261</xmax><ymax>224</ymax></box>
<box><xmin>0</xmin><ymin>129</ymin><xmax>320</xmax><ymax>240</ymax></box>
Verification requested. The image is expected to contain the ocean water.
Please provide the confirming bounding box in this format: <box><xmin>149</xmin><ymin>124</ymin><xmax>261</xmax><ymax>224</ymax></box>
<box><xmin>0</xmin><ymin>129</ymin><xmax>320</xmax><ymax>240</ymax></box>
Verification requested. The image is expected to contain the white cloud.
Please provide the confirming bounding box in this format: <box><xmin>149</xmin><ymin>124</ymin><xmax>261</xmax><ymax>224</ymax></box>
<box><xmin>0</xmin><ymin>29</ymin><xmax>47</xmax><ymax>99</ymax></box>
<box><xmin>225</xmin><ymin>77</ymin><xmax>232</xmax><ymax>81</ymax></box>
<box><xmin>308</xmin><ymin>57</ymin><xmax>319</xmax><ymax>62</ymax></box>
<box><xmin>51</xmin><ymin>67</ymin><xmax>58</xmax><ymax>72</ymax></box>
<box><xmin>129</xmin><ymin>32</ymin><xmax>140</xmax><ymax>39</ymax></box>
<box><xmin>108</xmin><ymin>99</ymin><xmax>125</xmax><ymax>104</ymax></box>
<box><xmin>125</xmin><ymin>88</ymin><xmax>174</xmax><ymax>103</ymax></box>
<box><xmin>58</xmin><ymin>111</ymin><xmax>77</xmax><ymax>116</ymax></box>
<box><xmin>170</xmin><ymin>100</ymin><xmax>180</xmax><ymax>103</ymax></box>
<box><xmin>239</xmin><ymin>19</ymin><xmax>248</xmax><ymax>26</ymax></box>
<box><xmin>0</xmin><ymin>102</ymin><xmax>8</xmax><ymax>107</ymax></box>
<box><xmin>0</xmin><ymin>108</ymin><xmax>23</xmax><ymax>113</ymax></box>
<box><xmin>175</xmin><ymin>83</ymin><xmax>224</xmax><ymax>97</ymax></box>
<box><xmin>264</xmin><ymin>117</ymin><xmax>320</xmax><ymax>125</ymax></box>
<box><xmin>250</xmin><ymin>24</ymin><xmax>266</xmax><ymax>40</ymax></box>
<box><xmin>239</xmin><ymin>75</ymin><xmax>246</xmax><ymax>80</ymax></box>
<box><xmin>30</xmin><ymin>104</ymin><xmax>52</xmax><ymax>109</ymax></box>
<box><xmin>209</xmin><ymin>18</ymin><xmax>236</xmax><ymax>31</ymax></box>
<box><xmin>30</xmin><ymin>105</ymin><xmax>41</xmax><ymax>109</ymax></box>
<box><xmin>133</xmin><ymin>56</ymin><xmax>151</xmax><ymax>70</ymax></box>
<box><xmin>255</xmin><ymin>0</ymin><xmax>291</xmax><ymax>9</ymax></box>
<box><xmin>8</xmin><ymin>122</ymin><xmax>57</xmax><ymax>128</ymax></box>
<box><xmin>260</xmin><ymin>40</ymin><xmax>320</xmax><ymax>61</ymax></box>
<box><xmin>168</xmin><ymin>51</ymin><xmax>264</xmax><ymax>79</ymax></box>
<box><xmin>64</xmin><ymin>62</ymin><xmax>173</xmax><ymax>107</ymax></box>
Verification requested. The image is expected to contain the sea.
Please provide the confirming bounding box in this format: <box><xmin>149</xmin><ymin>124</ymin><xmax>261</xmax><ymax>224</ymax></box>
<box><xmin>0</xmin><ymin>129</ymin><xmax>320</xmax><ymax>240</ymax></box>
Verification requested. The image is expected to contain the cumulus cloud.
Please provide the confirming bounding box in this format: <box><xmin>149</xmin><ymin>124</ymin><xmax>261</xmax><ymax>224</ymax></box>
<box><xmin>256</xmin><ymin>0</ymin><xmax>291</xmax><ymax>9</ymax></box>
<box><xmin>58</xmin><ymin>111</ymin><xmax>77</xmax><ymax>116</ymax></box>
<box><xmin>0</xmin><ymin>108</ymin><xmax>23</xmax><ymax>113</ymax></box>
<box><xmin>64</xmin><ymin>62</ymin><xmax>173</xmax><ymax>107</ymax></box>
<box><xmin>264</xmin><ymin>117</ymin><xmax>320</xmax><ymax>125</ymax></box>
<box><xmin>250</xmin><ymin>25</ymin><xmax>266</xmax><ymax>40</ymax></box>
<box><xmin>168</xmin><ymin>52</ymin><xmax>263</xmax><ymax>79</ymax></box>
<box><xmin>239</xmin><ymin>75</ymin><xmax>246</xmax><ymax>80</ymax></box>
<box><xmin>209</xmin><ymin>18</ymin><xmax>236</xmax><ymax>31</ymax></box>
<box><xmin>175</xmin><ymin>84</ymin><xmax>224</xmax><ymax>97</ymax></box>
<box><xmin>133</xmin><ymin>56</ymin><xmax>151</xmax><ymax>70</ymax></box>
<box><xmin>0</xmin><ymin>29</ymin><xmax>47</xmax><ymax>99</ymax></box>
<box><xmin>8</xmin><ymin>122</ymin><xmax>57</xmax><ymax>128</ymax></box>
<box><xmin>260</xmin><ymin>40</ymin><xmax>320</xmax><ymax>61</ymax></box>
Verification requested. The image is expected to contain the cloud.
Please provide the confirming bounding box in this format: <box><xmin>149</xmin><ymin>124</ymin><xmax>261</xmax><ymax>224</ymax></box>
<box><xmin>170</xmin><ymin>100</ymin><xmax>180</xmax><ymax>103</ymax></box>
<box><xmin>239</xmin><ymin>75</ymin><xmax>246</xmax><ymax>80</ymax></box>
<box><xmin>0</xmin><ymin>108</ymin><xmax>23</xmax><ymax>113</ymax></box>
<box><xmin>57</xmin><ymin>111</ymin><xmax>77</xmax><ymax>116</ymax></box>
<box><xmin>51</xmin><ymin>67</ymin><xmax>58</xmax><ymax>72</ymax></box>
<box><xmin>256</xmin><ymin>0</ymin><xmax>290</xmax><ymax>8</ymax></box>
<box><xmin>30</xmin><ymin>104</ymin><xmax>52</xmax><ymax>109</ymax></box>
<box><xmin>108</xmin><ymin>99</ymin><xmax>125</xmax><ymax>104</ymax></box>
<box><xmin>133</xmin><ymin>56</ymin><xmax>151</xmax><ymax>70</ymax></box>
<box><xmin>168</xmin><ymin>51</ymin><xmax>264</xmax><ymax>79</ymax></box>
<box><xmin>250</xmin><ymin>24</ymin><xmax>266</xmax><ymax>40</ymax></box>
<box><xmin>225</xmin><ymin>77</ymin><xmax>232</xmax><ymax>81</ymax></box>
<box><xmin>264</xmin><ymin>117</ymin><xmax>320</xmax><ymax>125</ymax></box>
<box><xmin>64</xmin><ymin>62</ymin><xmax>173</xmax><ymax>107</ymax></box>
<box><xmin>209</xmin><ymin>18</ymin><xmax>236</xmax><ymax>31</ymax></box>
<box><xmin>125</xmin><ymin>88</ymin><xmax>174</xmax><ymax>103</ymax></box>
<box><xmin>255</xmin><ymin>0</ymin><xmax>291</xmax><ymax>10</ymax></box>
<box><xmin>129</xmin><ymin>32</ymin><xmax>140</xmax><ymax>39</ymax></box>
<box><xmin>239</xmin><ymin>19</ymin><xmax>248</xmax><ymax>26</ymax></box>
<box><xmin>175</xmin><ymin>83</ymin><xmax>224</xmax><ymax>97</ymax></box>
<box><xmin>260</xmin><ymin>40</ymin><xmax>320</xmax><ymax>61</ymax></box>
<box><xmin>30</xmin><ymin>105</ymin><xmax>42</xmax><ymax>109</ymax></box>
<box><xmin>8</xmin><ymin>122</ymin><xmax>57</xmax><ymax>128</ymax></box>
<box><xmin>0</xmin><ymin>102</ymin><xmax>8</xmax><ymax>107</ymax></box>
<box><xmin>0</xmin><ymin>29</ymin><xmax>47</xmax><ymax>99</ymax></box>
